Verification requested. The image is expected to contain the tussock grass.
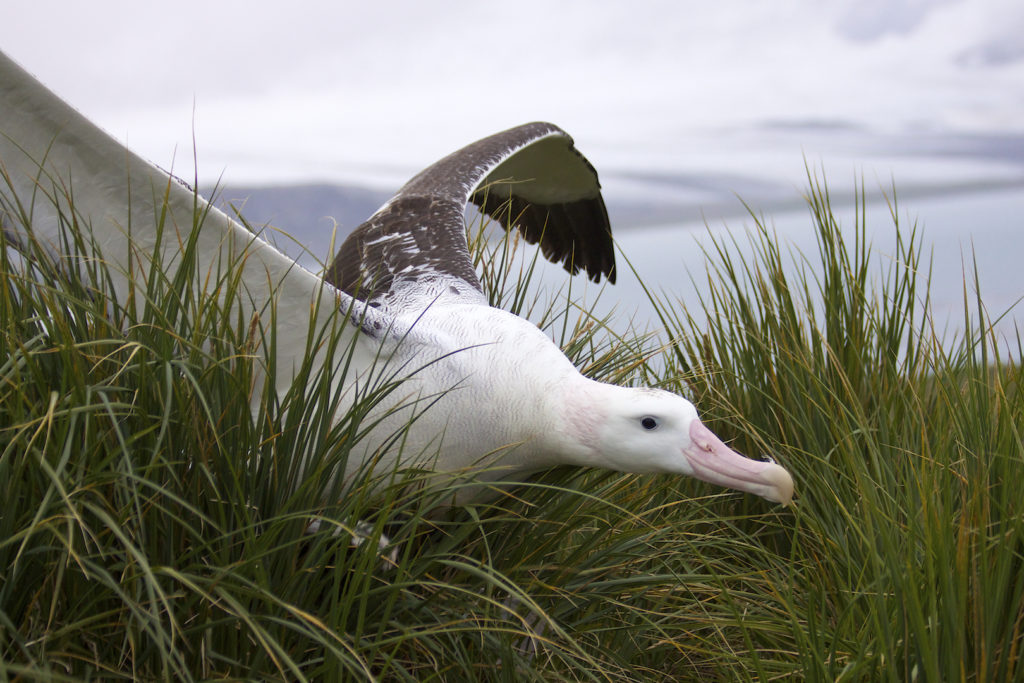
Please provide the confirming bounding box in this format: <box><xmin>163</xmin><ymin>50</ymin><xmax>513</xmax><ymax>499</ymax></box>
<box><xmin>1</xmin><ymin>171</ymin><xmax>1021</xmax><ymax>681</ymax></box>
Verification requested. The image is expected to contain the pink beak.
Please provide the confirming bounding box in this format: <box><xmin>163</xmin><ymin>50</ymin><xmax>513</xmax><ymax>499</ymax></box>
<box><xmin>684</xmin><ymin>420</ymin><xmax>794</xmax><ymax>505</ymax></box>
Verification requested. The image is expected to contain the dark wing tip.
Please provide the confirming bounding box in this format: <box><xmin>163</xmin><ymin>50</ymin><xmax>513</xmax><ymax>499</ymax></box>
<box><xmin>476</xmin><ymin>192</ymin><xmax>615</xmax><ymax>284</ymax></box>
<box><xmin>468</xmin><ymin>124</ymin><xmax>616</xmax><ymax>284</ymax></box>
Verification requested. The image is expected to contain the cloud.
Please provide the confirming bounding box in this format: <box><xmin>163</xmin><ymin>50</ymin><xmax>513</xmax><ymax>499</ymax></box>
<box><xmin>4</xmin><ymin>0</ymin><xmax>1022</xmax><ymax>186</ymax></box>
<box><xmin>833</xmin><ymin>0</ymin><xmax>959</xmax><ymax>41</ymax></box>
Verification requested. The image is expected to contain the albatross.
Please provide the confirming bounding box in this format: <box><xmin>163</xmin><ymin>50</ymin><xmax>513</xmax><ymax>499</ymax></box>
<box><xmin>0</xmin><ymin>50</ymin><xmax>793</xmax><ymax>506</ymax></box>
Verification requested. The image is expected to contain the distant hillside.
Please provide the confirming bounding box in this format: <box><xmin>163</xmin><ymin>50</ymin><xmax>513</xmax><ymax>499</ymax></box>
<box><xmin>205</xmin><ymin>177</ymin><xmax>719</xmax><ymax>268</ymax></box>
<box><xmin>201</xmin><ymin>146</ymin><xmax>1024</xmax><ymax>272</ymax></box>
<box><xmin>210</xmin><ymin>183</ymin><xmax>392</xmax><ymax>268</ymax></box>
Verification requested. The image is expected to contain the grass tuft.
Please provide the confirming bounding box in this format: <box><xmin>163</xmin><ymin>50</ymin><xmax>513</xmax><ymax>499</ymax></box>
<box><xmin>1</xmin><ymin>169</ymin><xmax>1021</xmax><ymax>680</ymax></box>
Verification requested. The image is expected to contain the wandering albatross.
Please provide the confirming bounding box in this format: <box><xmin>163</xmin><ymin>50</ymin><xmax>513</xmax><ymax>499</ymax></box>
<box><xmin>0</xmin><ymin>50</ymin><xmax>793</xmax><ymax>507</ymax></box>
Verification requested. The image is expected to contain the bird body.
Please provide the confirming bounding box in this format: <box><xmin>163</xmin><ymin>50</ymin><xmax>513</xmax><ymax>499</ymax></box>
<box><xmin>354</xmin><ymin>301</ymin><xmax>580</xmax><ymax>478</ymax></box>
<box><xmin>0</xmin><ymin>49</ymin><xmax>793</xmax><ymax>506</ymax></box>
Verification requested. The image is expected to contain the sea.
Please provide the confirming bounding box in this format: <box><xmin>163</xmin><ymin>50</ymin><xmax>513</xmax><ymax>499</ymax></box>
<box><xmin>232</xmin><ymin>143</ymin><xmax>1024</xmax><ymax>362</ymax></box>
<box><xmin>523</xmin><ymin>184</ymin><xmax>1024</xmax><ymax>361</ymax></box>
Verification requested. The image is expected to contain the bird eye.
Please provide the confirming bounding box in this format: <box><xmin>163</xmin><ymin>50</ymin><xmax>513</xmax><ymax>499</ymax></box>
<box><xmin>640</xmin><ymin>416</ymin><xmax>659</xmax><ymax>430</ymax></box>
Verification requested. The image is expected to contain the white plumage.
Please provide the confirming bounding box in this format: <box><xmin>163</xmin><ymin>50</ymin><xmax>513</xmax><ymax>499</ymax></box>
<box><xmin>0</xmin><ymin>50</ymin><xmax>793</xmax><ymax>506</ymax></box>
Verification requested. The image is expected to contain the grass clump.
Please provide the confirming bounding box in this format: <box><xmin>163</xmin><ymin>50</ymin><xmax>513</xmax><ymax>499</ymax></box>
<box><xmin>1</xmin><ymin>168</ymin><xmax>1021</xmax><ymax>681</ymax></box>
<box><xmin>650</xmin><ymin>175</ymin><xmax>1023</xmax><ymax>681</ymax></box>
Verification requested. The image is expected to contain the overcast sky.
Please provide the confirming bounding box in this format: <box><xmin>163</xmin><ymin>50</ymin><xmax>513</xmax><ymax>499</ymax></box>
<box><xmin>4</xmin><ymin>0</ymin><xmax>1023</xmax><ymax>189</ymax></box>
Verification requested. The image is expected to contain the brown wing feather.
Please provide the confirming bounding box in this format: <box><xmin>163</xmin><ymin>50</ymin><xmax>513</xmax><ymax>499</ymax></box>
<box><xmin>325</xmin><ymin>122</ymin><xmax>614</xmax><ymax>308</ymax></box>
<box><xmin>325</xmin><ymin>197</ymin><xmax>479</xmax><ymax>305</ymax></box>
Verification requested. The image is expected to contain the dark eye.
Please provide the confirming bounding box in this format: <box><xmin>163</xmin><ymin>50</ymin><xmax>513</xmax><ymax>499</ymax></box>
<box><xmin>641</xmin><ymin>416</ymin><xmax>659</xmax><ymax>431</ymax></box>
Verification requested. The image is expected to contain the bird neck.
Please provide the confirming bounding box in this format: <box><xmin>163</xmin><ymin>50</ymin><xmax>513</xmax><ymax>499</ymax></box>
<box><xmin>540</xmin><ymin>376</ymin><xmax>617</xmax><ymax>468</ymax></box>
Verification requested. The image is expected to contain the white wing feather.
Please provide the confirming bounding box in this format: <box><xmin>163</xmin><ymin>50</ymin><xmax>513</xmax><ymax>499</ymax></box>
<box><xmin>0</xmin><ymin>50</ymin><xmax>367</xmax><ymax>401</ymax></box>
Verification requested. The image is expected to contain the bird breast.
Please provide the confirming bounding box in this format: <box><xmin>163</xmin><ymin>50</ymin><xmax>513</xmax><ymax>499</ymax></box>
<box><xmin>352</xmin><ymin>304</ymin><xmax>578</xmax><ymax>476</ymax></box>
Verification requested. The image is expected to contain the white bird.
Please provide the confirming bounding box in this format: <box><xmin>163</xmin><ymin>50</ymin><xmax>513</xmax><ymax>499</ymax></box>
<box><xmin>0</xmin><ymin>50</ymin><xmax>793</xmax><ymax>506</ymax></box>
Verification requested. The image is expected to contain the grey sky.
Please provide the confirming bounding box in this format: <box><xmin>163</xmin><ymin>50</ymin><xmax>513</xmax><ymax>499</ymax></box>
<box><xmin>4</xmin><ymin>0</ymin><xmax>1022</xmax><ymax>187</ymax></box>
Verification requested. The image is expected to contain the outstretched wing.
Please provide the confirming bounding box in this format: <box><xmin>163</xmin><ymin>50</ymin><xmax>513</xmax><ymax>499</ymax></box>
<box><xmin>0</xmin><ymin>50</ymin><xmax>367</xmax><ymax>397</ymax></box>
<box><xmin>325</xmin><ymin>122</ymin><xmax>614</xmax><ymax>313</ymax></box>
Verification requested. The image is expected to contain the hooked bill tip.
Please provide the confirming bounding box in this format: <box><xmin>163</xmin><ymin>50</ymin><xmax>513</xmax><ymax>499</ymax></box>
<box><xmin>762</xmin><ymin>462</ymin><xmax>795</xmax><ymax>506</ymax></box>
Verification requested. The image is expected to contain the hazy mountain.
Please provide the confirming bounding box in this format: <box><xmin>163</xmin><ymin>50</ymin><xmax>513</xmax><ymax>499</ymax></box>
<box><xmin>206</xmin><ymin>124</ymin><xmax>1024</xmax><ymax>266</ymax></box>
<box><xmin>210</xmin><ymin>183</ymin><xmax>391</xmax><ymax>266</ymax></box>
